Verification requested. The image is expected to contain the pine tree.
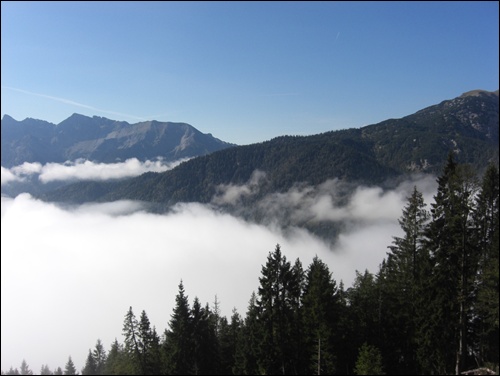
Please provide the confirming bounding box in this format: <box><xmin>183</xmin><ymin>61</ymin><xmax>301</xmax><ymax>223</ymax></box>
<box><xmin>354</xmin><ymin>342</ymin><xmax>385</xmax><ymax>375</ymax></box>
<box><xmin>81</xmin><ymin>350</ymin><xmax>97</xmax><ymax>375</ymax></box>
<box><xmin>163</xmin><ymin>280</ymin><xmax>193</xmax><ymax>375</ymax></box>
<box><xmin>92</xmin><ymin>339</ymin><xmax>107</xmax><ymax>375</ymax></box>
<box><xmin>301</xmin><ymin>255</ymin><xmax>339</xmax><ymax>374</ymax></box>
<box><xmin>40</xmin><ymin>365</ymin><xmax>52</xmax><ymax>375</ymax></box>
<box><xmin>190</xmin><ymin>297</ymin><xmax>218</xmax><ymax>374</ymax></box>
<box><xmin>381</xmin><ymin>186</ymin><xmax>428</xmax><ymax>373</ymax></box>
<box><xmin>104</xmin><ymin>338</ymin><xmax>130</xmax><ymax>375</ymax></box>
<box><xmin>19</xmin><ymin>360</ymin><xmax>32</xmax><ymax>376</ymax></box>
<box><xmin>64</xmin><ymin>356</ymin><xmax>77</xmax><ymax>375</ymax></box>
<box><xmin>238</xmin><ymin>292</ymin><xmax>261</xmax><ymax>375</ymax></box>
<box><xmin>419</xmin><ymin>153</ymin><xmax>480</xmax><ymax>374</ymax></box>
<box><xmin>256</xmin><ymin>244</ymin><xmax>304</xmax><ymax>374</ymax></box>
<box><xmin>472</xmin><ymin>163</ymin><xmax>499</xmax><ymax>367</ymax></box>
<box><xmin>122</xmin><ymin>306</ymin><xmax>142</xmax><ymax>374</ymax></box>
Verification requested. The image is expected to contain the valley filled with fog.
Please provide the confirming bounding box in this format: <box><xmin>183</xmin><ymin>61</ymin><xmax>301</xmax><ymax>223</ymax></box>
<box><xmin>1</xmin><ymin>158</ymin><xmax>438</xmax><ymax>372</ymax></box>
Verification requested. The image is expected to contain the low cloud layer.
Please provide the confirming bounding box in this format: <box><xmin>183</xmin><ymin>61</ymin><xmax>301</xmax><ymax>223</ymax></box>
<box><xmin>1</xmin><ymin>171</ymin><xmax>438</xmax><ymax>373</ymax></box>
<box><xmin>1</xmin><ymin>158</ymin><xmax>189</xmax><ymax>185</ymax></box>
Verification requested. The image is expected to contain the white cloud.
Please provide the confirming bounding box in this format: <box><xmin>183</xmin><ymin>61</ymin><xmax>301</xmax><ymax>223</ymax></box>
<box><xmin>1</xmin><ymin>166</ymin><xmax>23</xmax><ymax>185</ymax></box>
<box><xmin>1</xmin><ymin>173</ymin><xmax>438</xmax><ymax>373</ymax></box>
<box><xmin>212</xmin><ymin>170</ymin><xmax>266</xmax><ymax>205</ymax></box>
<box><xmin>1</xmin><ymin>158</ymin><xmax>189</xmax><ymax>185</ymax></box>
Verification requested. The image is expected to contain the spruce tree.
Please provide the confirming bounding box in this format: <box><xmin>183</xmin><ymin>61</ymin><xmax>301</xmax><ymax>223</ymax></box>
<box><xmin>381</xmin><ymin>186</ymin><xmax>429</xmax><ymax>373</ymax></box>
<box><xmin>354</xmin><ymin>342</ymin><xmax>385</xmax><ymax>375</ymax></box>
<box><xmin>419</xmin><ymin>153</ymin><xmax>480</xmax><ymax>374</ymax></box>
<box><xmin>64</xmin><ymin>356</ymin><xmax>77</xmax><ymax>375</ymax></box>
<box><xmin>301</xmin><ymin>255</ymin><xmax>339</xmax><ymax>374</ymax></box>
<box><xmin>472</xmin><ymin>163</ymin><xmax>499</xmax><ymax>367</ymax></box>
<box><xmin>19</xmin><ymin>360</ymin><xmax>32</xmax><ymax>376</ymax></box>
<box><xmin>92</xmin><ymin>339</ymin><xmax>107</xmax><ymax>375</ymax></box>
<box><xmin>40</xmin><ymin>365</ymin><xmax>52</xmax><ymax>375</ymax></box>
<box><xmin>81</xmin><ymin>350</ymin><xmax>97</xmax><ymax>375</ymax></box>
<box><xmin>256</xmin><ymin>244</ymin><xmax>304</xmax><ymax>375</ymax></box>
<box><xmin>122</xmin><ymin>306</ymin><xmax>142</xmax><ymax>374</ymax></box>
<box><xmin>238</xmin><ymin>292</ymin><xmax>261</xmax><ymax>375</ymax></box>
<box><xmin>163</xmin><ymin>280</ymin><xmax>193</xmax><ymax>375</ymax></box>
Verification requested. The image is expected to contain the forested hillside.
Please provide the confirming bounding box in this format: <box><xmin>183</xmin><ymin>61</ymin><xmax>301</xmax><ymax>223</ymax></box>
<box><xmin>6</xmin><ymin>157</ymin><xmax>498</xmax><ymax>375</ymax></box>
<box><xmin>40</xmin><ymin>90</ymin><xmax>499</xmax><ymax>206</ymax></box>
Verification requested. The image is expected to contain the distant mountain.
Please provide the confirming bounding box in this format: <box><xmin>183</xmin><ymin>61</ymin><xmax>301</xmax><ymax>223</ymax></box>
<box><xmin>41</xmin><ymin>89</ymin><xmax>499</xmax><ymax>208</ymax></box>
<box><xmin>1</xmin><ymin>113</ymin><xmax>236</xmax><ymax>167</ymax></box>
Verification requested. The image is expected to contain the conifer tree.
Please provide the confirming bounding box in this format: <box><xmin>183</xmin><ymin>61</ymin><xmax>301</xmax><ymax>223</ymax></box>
<box><xmin>92</xmin><ymin>339</ymin><xmax>107</xmax><ymax>375</ymax></box>
<box><xmin>257</xmin><ymin>244</ymin><xmax>304</xmax><ymax>374</ymax></box>
<box><xmin>238</xmin><ymin>292</ymin><xmax>261</xmax><ymax>375</ymax></box>
<box><xmin>381</xmin><ymin>186</ymin><xmax>428</xmax><ymax>373</ymax></box>
<box><xmin>81</xmin><ymin>350</ymin><xmax>97</xmax><ymax>375</ymax></box>
<box><xmin>472</xmin><ymin>163</ymin><xmax>499</xmax><ymax>367</ymax></box>
<box><xmin>419</xmin><ymin>153</ymin><xmax>480</xmax><ymax>374</ymax></box>
<box><xmin>122</xmin><ymin>306</ymin><xmax>142</xmax><ymax>374</ymax></box>
<box><xmin>163</xmin><ymin>280</ymin><xmax>193</xmax><ymax>375</ymax></box>
<box><xmin>19</xmin><ymin>360</ymin><xmax>32</xmax><ymax>376</ymax></box>
<box><xmin>64</xmin><ymin>356</ymin><xmax>77</xmax><ymax>375</ymax></box>
<box><xmin>354</xmin><ymin>343</ymin><xmax>385</xmax><ymax>375</ymax></box>
<box><xmin>104</xmin><ymin>339</ymin><xmax>129</xmax><ymax>375</ymax></box>
<box><xmin>301</xmin><ymin>255</ymin><xmax>339</xmax><ymax>374</ymax></box>
<box><xmin>40</xmin><ymin>364</ymin><xmax>52</xmax><ymax>375</ymax></box>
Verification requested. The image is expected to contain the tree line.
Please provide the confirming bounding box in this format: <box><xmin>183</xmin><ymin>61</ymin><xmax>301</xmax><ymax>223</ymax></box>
<box><xmin>3</xmin><ymin>155</ymin><xmax>498</xmax><ymax>375</ymax></box>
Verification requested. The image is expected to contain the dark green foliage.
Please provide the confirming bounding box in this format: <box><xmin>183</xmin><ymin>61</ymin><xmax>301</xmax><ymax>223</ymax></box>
<box><xmin>354</xmin><ymin>342</ymin><xmax>385</xmax><ymax>375</ymax></box>
<box><xmin>81</xmin><ymin>350</ymin><xmax>97</xmax><ymax>375</ymax></box>
<box><xmin>472</xmin><ymin>163</ymin><xmax>500</xmax><ymax>367</ymax></box>
<box><xmin>380</xmin><ymin>187</ymin><xmax>429</xmax><ymax>374</ymax></box>
<box><xmin>256</xmin><ymin>244</ymin><xmax>304</xmax><ymax>375</ymax></box>
<box><xmin>163</xmin><ymin>281</ymin><xmax>193</xmax><ymax>375</ymax></box>
<box><xmin>301</xmin><ymin>256</ymin><xmax>339</xmax><ymax>374</ymax></box>
<box><xmin>82</xmin><ymin>339</ymin><xmax>107</xmax><ymax>375</ymax></box>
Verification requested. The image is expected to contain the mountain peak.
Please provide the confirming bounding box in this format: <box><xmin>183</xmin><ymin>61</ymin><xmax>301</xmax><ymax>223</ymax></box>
<box><xmin>459</xmin><ymin>89</ymin><xmax>499</xmax><ymax>98</ymax></box>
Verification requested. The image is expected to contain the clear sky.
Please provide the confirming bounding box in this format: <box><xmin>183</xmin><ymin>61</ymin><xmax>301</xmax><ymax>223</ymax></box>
<box><xmin>1</xmin><ymin>1</ymin><xmax>499</xmax><ymax>145</ymax></box>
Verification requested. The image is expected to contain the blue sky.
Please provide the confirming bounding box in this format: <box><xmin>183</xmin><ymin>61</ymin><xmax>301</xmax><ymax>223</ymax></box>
<box><xmin>1</xmin><ymin>1</ymin><xmax>499</xmax><ymax>145</ymax></box>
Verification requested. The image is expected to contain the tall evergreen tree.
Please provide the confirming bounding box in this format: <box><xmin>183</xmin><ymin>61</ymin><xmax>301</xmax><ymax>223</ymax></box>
<box><xmin>420</xmin><ymin>153</ymin><xmax>480</xmax><ymax>374</ymax></box>
<box><xmin>190</xmin><ymin>297</ymin><xmax>218</xmax><ymax>375</ymax></box>
<box><xmin>92</xmin><ymin>339</ymin><xmax>107</xmax><ymax>375</ymax></box>
<box><xmin>64</xmin><ymin>357</ymin><xmax>77</xmax><ymax>375</ymax></box>
<box><xmin>81</xmin><ymin>350</ymin><xmax>97</xmax><ymax>375</ymax></box>
<box><xmin>238</xmin><ymin>292</ymin><xmax>261</xmax><ymax>375</ymax></box>
<box><xmin>301</xmin><ymin>255</ymin><xmax>339</xmax><ymax>374</ymax></box>
<box><xmin>104</xmin><ymin>338</ymin><xmax>131</xmax><ymax>375</ymax></box>
<box><xmin>19</xmin><ymin>360</ymin><xmax>32</xmax><ymax>376</ymax></box>
<box><xmin>381</xmin><ymin>186</ymin><xmax>429</xmax><ymax>374</ymax></box>
<box><xmin>40</xmin><ymin>364</ymin><xmax>52</xmax><ymax>375</ymax></box>
<box><xmin>472</xmin><ymin>163</ymin><xmax>499</xmax><ymax>367</ymax></box>
<box><xmin>163</xmin><ymin>280</ymin><xmax>193</xmax><ymax>375</ymax></box>
<box><xmin>122</xmin><ymin>306</ymin><xmax>142</xmax><ymax>374</ymax></box>
<box><xmin>256</xmin><ymin>244</ymin><xmax>304</xmax><ymax>375</ymax></box>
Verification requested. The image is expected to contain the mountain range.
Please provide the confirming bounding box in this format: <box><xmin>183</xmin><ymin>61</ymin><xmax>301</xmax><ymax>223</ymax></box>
<box><xmin>1</xmin><ymin>113</ymin><xmax>235</xmax><ymax>168</ymax></box>
<box><xmin>36</xmin><ymin>89</ymin><xmax>498</xmax><ymax>206</ymax></box>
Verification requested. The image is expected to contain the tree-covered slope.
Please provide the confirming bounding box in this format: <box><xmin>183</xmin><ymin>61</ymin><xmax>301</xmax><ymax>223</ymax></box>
<box><xmin>40</xmin><ymin>90</ymin><xmax>498</xmax><ymax>206</ymax></box>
